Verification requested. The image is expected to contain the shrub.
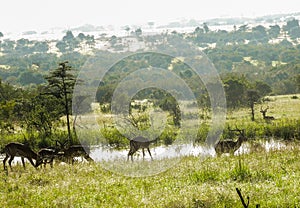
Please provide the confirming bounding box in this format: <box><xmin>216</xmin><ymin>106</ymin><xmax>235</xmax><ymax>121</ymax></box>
<box><xmin>291</xmin><ymin>95</ymin><xmax>298</xmax><ymax>99</ymax></box>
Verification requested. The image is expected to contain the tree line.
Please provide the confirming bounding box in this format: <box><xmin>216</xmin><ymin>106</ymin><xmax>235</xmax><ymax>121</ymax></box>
<box><xmin>0</xmin><ymin>18</ymin><xmax>300</xmax><ymax>148</ymax></box>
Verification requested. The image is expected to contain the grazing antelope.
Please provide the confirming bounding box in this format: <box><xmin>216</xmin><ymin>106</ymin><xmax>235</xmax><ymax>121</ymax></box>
<box><xmin>127</xmin><ymin>136</ymin><xmax>155</xmax><ymax>161</ymax></box>
<box><xmin>3</xmin><ymin>142</ymin><xmax>38</xmax><ymax>170</ymax></box>
<box><xmin>36</xmin><ymin>147</ymin><xmax>60</xmax><ymax>168</ymax></box>
<box><xmin>260</xmin><ymin>106</ymin><xmax>275</xmax><ymax>121</ymax></box>
<box><xmin>62</xmin><ymin>145</ymin><xmax>93</xmax><ymax>164</ymax></box>
<box><xmin>215</xmin><ymin>129</ymin><xmax>247</xmax><ymax>156</ymax></box>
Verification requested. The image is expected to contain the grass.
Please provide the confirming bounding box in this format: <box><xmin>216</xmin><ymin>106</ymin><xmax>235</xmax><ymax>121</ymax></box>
<box><xmin>0</xmin><ymin>94</ymin><xmax>299</xmax><ymax>207</ymax></box>
<box><xmin>1</xmin><ymin>147</ymin><xmax>300</xmax><ymax>207</ymax></box>
<box><xmin>221</xmin><ymin>94</ymin><xmax>300</xmax><ymax>141</ymax></box>
<box><xmin>227</xmin><ymin>94</ymin><xmax>300</xmax><ymax>122</ymax></box>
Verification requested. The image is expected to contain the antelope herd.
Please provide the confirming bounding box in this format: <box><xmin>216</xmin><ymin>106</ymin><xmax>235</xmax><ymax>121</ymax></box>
<box><xmin>2</xmin><ymin>140</ymin><xmax>94</xmax><ymax>171</ymax></box>
<box><xmin>1</xmin><ymin>105</ymin><xmax>276</xmax><ymax>169</ymax></box>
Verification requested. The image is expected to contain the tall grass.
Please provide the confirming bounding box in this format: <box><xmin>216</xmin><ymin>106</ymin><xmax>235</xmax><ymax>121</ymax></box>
<box><xmin>1</xmin><ymin>148</ymin><xmax>300</xmax><ymax>207</ymax></box>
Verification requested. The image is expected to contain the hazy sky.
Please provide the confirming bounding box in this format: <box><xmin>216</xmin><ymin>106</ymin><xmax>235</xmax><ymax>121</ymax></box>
<box><xmin>1</xmin><ymin>0</ymin><xmax>299</xmax><ymax>32</ymax></box>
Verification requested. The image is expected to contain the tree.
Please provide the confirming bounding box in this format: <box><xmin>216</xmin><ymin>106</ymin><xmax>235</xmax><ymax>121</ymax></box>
<box><xmin>18</xmin><ymin>94</ymin><xmax>61</xmax><ymax>135</ymax></box>
<box><xmin>109</xmin><ymin>35</ymin><xmax>118</xmax><ymax>47</ymax></box>
<box><xmin>56</xmin><ymin>41</ymin><xmax>67</xmax><ymax>53</ymax></box>
<box><xmin>268</xmin><ymin>25</ymin><xmax>281</xmax><ymax>39</ymax></box>
<box><xmin>85</xmin><ymin>35</ymin><xmax>95</xmax><ymax>48</ymax></box>
<box><xmin>283</xmin><ymin>19</ymin><xmax>299</xmax><ymax>33</ymax></box>
<box><xmin>44</xmin><ymin>61</ymin><xmax>77</xmax><ymax>141</ymax></box>
<box><xmin>1</xmin><ymin>39</ymin><xmax>14</xmax><ymax>53</ymax></box>
<box><xmin>252</xmin><ymin>25</ymin><xmax>266</xmax><ymax>35</ymax></box>
<box><xmin>77</xmin><ymin>32</ymin><xmax>86</xmax><ymax>41</ymax></box>
<box><xmin>0</xmin><ymin>79</ymin><xmax>23</xmax><ymax>132</ymax></box>
<box><xmin>61</xmin><ymin>31</ymin><xmax>79</xmax><ymax>51</ymax></box>
<box><xmin>33</xmin><ymin>41</ymin><xmax>49</xmax><ymax>53</ymax></box>
<box><xmin>289</xmin><ymin>26</ymin><xmax>300</xmax><ymax>40</ymax></box>
<box><xmin>135</xmin><ymin>28</ymin><xmax>142</xmax><ymax>37</ymax></box>
<box><xmin>247</xmin><ymin>90</ymin><xmax>260</xmax><ymax>121</ymax></box>
<box><xmin>148</xmin><ymin>22</ymin><xmax>155</xmax><ymax>28</ymax></box>
<box><xmin>238</xmin><ymin>24</ymin><xmax>249</xmax><ymax>33</ymax></box>
<box><xmin>203</xmin><ymin>23</ymin><xmax>209</xmax><ymax>33</ymax></box>
<box><xmin>194</xmin><ymin>26</ymin><xmax>204</xmax><ymax>34</ymax></box>
<box><xmin>255</xmin><ymin>81</ymin><xmax>272</xmax><ymax>97</ymax></box>
<box><xmin>63</xmin><ymin>31</ymin><xmax>75</xmax><ymax>43</ymax></box>
<box><xmin>18</xmin><ymin>71</ymin><xmax>45</xmax><ymax>85</ymax></box>
<box><xmin>158</xmin><ymin>95</ymin><xmax>181</xmax><ymax>127</ymax></box>
<box><xmin>124</xmin><ymin>26</ymin><xmax>130</xmax><ymax>36</ymax></box>
<box><xmin>223</xmin><ymin>76</ymin><xmax>248</xmax><ymax>108</ymax></box>
<box><xmin>252</xmin><ymin>25</ymin><xmax>267</xmax><ymax>41</ymax></box>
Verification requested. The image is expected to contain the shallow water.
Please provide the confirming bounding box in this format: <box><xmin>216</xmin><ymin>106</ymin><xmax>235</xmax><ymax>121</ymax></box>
<box><xmin>90</xmin><ymin>138</ymin><xmax>294</xmax><ymax>161</ymax></box>
<box><xmin>0</xmin><ymin>139</ymin><xmax>295</xmax><ymax>166</ymax></box>
<box><xmin>90</xmin><ymin>143</ymin><xmax>215</xmax><ymax>162</ymax></box>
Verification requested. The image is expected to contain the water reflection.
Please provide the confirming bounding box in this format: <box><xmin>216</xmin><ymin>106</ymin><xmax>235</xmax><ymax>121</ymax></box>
<box><xmin>90</xmin><ymin>138</ymin><xmax>294</xmax><ymax>161</ymax></box>
<box><xmin>90</xmin><ymin>143</ymin><xmax>216</xmax><ymax>162</ymax></box>
<box><xmin>0</xmin><ymin>139</ymin><xmax>295</xmax><ymax>166</ymax></box>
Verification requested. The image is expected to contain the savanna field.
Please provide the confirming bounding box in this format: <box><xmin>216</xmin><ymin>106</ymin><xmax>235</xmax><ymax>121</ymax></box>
<box><xmin>2</xmin><ymin>6</ymin><xmax>300</xmax><ymax>208</ymax></box>
<box><xmin>1</xmin><ymin>94</ymin><xmax>300</xmax><ymax>207</ymax></box>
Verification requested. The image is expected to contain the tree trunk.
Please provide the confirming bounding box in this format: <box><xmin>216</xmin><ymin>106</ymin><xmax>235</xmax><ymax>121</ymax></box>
<box><xmin>250</xmin><ymin>102</ymin><xmax>255</xmax><ymax>121</ymax></box>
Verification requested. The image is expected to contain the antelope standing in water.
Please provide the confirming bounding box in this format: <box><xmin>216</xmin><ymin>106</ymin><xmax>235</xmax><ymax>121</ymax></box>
<box><xmin>215</xmin><ymin>128</ymin><xmax>247</xmax><ymax>156</ymax></box>
<box><xmin>3</xmin><ymin>142</ymin><xmax>38</xmax><ymax>170</ymax></box>
<box><xmin>127</xmin><ymin>136</ymin><xmax>154</xmax><ymax>161</ymax></box>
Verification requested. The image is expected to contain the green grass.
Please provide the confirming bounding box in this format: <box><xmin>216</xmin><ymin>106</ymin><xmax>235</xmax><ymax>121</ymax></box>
<box><xmin>220</xmin><ymin>94</ymin><xmax>300</xmax><ymax>141</ymax></box>
<box><xmin>227</xmin><ymin>94</ymin><xmax>300</xmax><ymax>122</ymax></box>
<box><xmin>1</xmin><ymin>147</ymin><xmax>300</xmax><ymax>207</ymax></box>
<box><xmin>1</xmin><ymin>94</ymin><xmax>299</xmax><ymax>207</ymax></box>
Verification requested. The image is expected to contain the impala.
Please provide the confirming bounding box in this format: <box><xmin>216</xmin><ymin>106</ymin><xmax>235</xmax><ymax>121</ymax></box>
<box><xmin>62</xmin><ymin>145</ymin><xmax>93</xmax><ymax>164</ymax></box>
<box><xmin>36</xmin><ymin>147</ymin><xmax>60</xmax><ymax>168</ymax></box>
<box><xmin>260</xmin><ymin>106</ymin><xmax>275</xmax><ymax>121</ymax></box>
<box><xmin>127</xmin><ymin>136</ymin><xmax>154</xmax><ymax>161</ymax></box>
<box><xmin>3</xmin><ymin>142</ymin><xmax>38</xmax><ymax>170</ymax></box>
<box><xmin>215</xmin><ymin>129</ymin><xmax>247</xmax><ymax>156</ymax></box>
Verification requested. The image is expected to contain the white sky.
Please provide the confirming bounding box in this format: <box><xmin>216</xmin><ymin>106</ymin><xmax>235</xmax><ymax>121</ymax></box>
<box><xmin>1</xmin><ymin>0</ymin><xmax>299</xmax><ymax>32</ymax></box>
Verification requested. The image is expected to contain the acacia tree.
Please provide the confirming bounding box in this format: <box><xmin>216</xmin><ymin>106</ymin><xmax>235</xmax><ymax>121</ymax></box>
<box><xmin>45</xmin><ymin>61</ymin><xmax>77</xmax><ymax>141</ymax></box>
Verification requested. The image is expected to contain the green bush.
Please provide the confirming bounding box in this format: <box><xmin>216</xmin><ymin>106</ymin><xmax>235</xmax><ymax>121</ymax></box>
<box><xmin>100</xmin><ymin>127</ymin><xmax>128</xmax><ymax>148</ymax></box>
<box><xmin>159</xmin><ymin>127</ymin><xmax>178</xmax><ymax>146</ymax></box>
